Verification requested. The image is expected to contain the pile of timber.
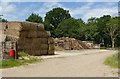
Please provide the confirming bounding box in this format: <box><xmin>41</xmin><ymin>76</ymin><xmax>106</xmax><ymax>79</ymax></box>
<box><xmin>0</xmin><ymin>22</ymin><xmax>55</xmax><ymax>56</ymax></box>
<box><xmin>54</xmin><ymin>37</ymin><xmax>99</xmax><ymax>50</ymax></box>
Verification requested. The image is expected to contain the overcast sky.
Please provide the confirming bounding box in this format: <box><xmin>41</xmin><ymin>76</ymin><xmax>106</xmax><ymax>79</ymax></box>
<box><xmin>0</xmin><ymin>2</ymin><xmax>118</xmax><ymax>22</ymax></box>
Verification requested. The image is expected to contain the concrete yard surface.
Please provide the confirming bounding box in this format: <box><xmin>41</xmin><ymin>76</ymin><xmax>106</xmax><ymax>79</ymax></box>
<box><xmin>1</xmin><ymin>49</ymin><xmax>119</xmax><ymax>77</ymax></box>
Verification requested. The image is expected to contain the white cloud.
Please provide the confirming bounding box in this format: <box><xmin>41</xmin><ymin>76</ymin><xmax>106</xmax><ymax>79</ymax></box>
<box><xmin>1</xmin><ymin>0</ymin><xmax>119</xmax><ymax>2</ymax></box>
<box><xmin>34</xmin><ymin>2</ymin><xmax>64</xmax><ymax>18</ymax></box>
<box><xmin>69</xmin><ymin>3</ymin><xmax>93</xmax><ymax>17</ymax></box>
<box><xmin>67</xmin><ymin>2</ymin><xmax>118</xmax><ymax>22</ymax></box>
<box><xmin>84</xmin><ymin>7</ymin><xmax>117</xmax><ymax>19</ymax></box>
<box><xmin>0</xmin><ymin>2</ymin><xmax>118</xmax><ymax>22</ymax></box>
<box><xmin>1</xmin><ymin>0</ymin><xmax>59</xmax><ymax>2</ymax></box>
<box><xmin>0</xmin><ymin>2</ymin><xmax>18</xmax><ymax>20</ymax></box>
<box><xmin>82</xmin><ymin>7</ymin><xmax>117</xmax><ymax>22</ymax></box>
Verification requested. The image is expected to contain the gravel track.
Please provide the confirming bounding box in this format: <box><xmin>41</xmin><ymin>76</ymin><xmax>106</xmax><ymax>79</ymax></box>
<box><xmin>1</xmin><ymin>49</ymin><xmax>119</xmax><ymax>77</ymax></box>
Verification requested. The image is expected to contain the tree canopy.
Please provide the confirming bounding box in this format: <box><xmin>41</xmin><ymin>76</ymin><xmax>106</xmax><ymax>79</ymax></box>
<box><xmin>22</xmin><ymin>7</ymin><xmax>120</xmax><ymax>48</ymax></box>
<box><xmin>44</xmin><ymin>7</ymin><xmax>71</xmax><ymax>37</ymax></box>
<box><xmin>106</xmin><ymin>17</ymin><xmax>119</xmax><ymax>48</ymax></box>
<box><xmin>26</xmin><ymin>13</ymin><xmax>43</xmax><ymax>23</ymax></box>
<box><xmin>55</xmin><ymin>18</ymin><xmax>80</xmax><ymax>39</ymax></box>
<box><xmin>0</xmin><ymin>18</ymin><xmax>7</xmax><ymax>22</ymax></box>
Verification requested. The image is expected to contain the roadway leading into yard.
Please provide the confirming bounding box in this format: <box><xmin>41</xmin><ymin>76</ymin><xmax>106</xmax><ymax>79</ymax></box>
<box><xmin>1</xmin><ymin>49</ymin><xmax>119</xmax><ymax>77</ymax></box>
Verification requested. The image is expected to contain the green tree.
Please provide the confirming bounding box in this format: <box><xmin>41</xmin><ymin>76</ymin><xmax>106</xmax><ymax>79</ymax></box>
<box><xmin>26</xmin><ymin>13</ymin><xmax>43</xmax><ymax>23</ymax></box>
<box><xmin>97</xmin><ymin>15</ymin><xmax>111</xmax><ymax>46</ymax></box>
<box><xmin>106</xmin><ymin>17</ymin><xmax>119</xmax><ymax>48</ymax></box>
<box><xmin>55</xmin><ymin>18</ymin><xmax>80</xmax><ymax>39</ymax></box>
<box><xmin>86</xmin><ymin>17</ymin><xmax>99</xmax><ymax>42</ymax></box>
<box><xmin>0</xmin><ymin>18</ymin><xmax>7</xmax><ymax>22</ymax></box>
<box><xmin>76</xmin><ymin>18</ymin><xmax>86</xmax><ymax>40</ymax></box>
<box><xmin>44</xmin><ymin>7</ymin><xmax>71</xmax><ymax>37</ymax></box>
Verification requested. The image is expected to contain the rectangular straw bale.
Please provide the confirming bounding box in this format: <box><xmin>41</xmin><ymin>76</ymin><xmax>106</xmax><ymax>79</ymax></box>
<box><xmin>21</xmin><ymin>22</ymin><xmax>38</xmax><ymax>31</ymax></box>
<box><xmin>28</xmin><ymin>31</ymin><xmax>49</xmax><ymax>38</ymax></box>
<box><xmin>30</xmin><ymin>44</ymin><xmax>41</xmax><ymax>50</ymax></box>
<box><xmin>7</xmin><ymin>22</ymin><xmax>22</xmax><ymax>30</ymax></box>
<box><xmin>0</xmin><ymin>22</ymin><xmax>7</xmax><ymax>30</ymax></box>
<box><xmin>30</xmin><ymin>39</ymin><xmax>41</xmax><ymax>49</ymax></box>
<box><xmin>27</xmin><ymin>50</ymin><xmax>41</xmax><ymax>56</ymax></box>
<box><xmin>48</xmin><ymin>37</ymin><xmax>54</xmax><ymax>44</ymax></box>
<box><xmin>48</xmin><ymin>44</ymin><xmax>55</xmax><ymax>55</ymax></box>
<box><xmin>37</xmin><ymin>24</ymin><xmax>44</xmax><ymax>31</ymax></box>
<box><xmin>5</xmin><ymin>30</ymin><xmax>20</xmax><ymax>37</ymax></box>
<box><xmin>40</xmin><ymin>44</ymin><xmax>49</xmax><ymax>50</ymax></box>
<box><xmin>46</xmin><ymin>31</ymin><xmax>51</xmax><ymax>37</ymax></box>
<box><xmin>37</xmin><ymin>31</ymin><xmax>49</xmax><ymax>38</ymax></box>
<box><xmin>40</xmin><ymin>38</ymin><xmax>48</xmax><ymax>44</ymax></box>
<box><xmin>27</xmin><ymin>31</ymin><xmax>37</xmax><ymax>38</ymax></box>
<box><xmin>48</xmin><ymin>50</ymin><xmax>54</xmax><ymax>55</ymax></box>
<box><xmin>17</xmin><ymin>38</ymin><xmax>32</xmax><ymax>45</ymax></box>
<box><xmin>40</xmin><ymin>50</ymin><xmax>48</xmax><ymax>55</ymax></box>
<box><xmin>32</xmin><ymin>38</ymin><xmax>41</xmax><ymax>45</ymax></box>
<box><xmin>48</xmin><ymin>44</ymin><xmax>55</xmax><ymax>50</ymax></box>
<box><xmin>21</xmin><ymin>44</ymin><xmax>32</xmax><ymax>50</ymax></box>
<box><xmin>0</xmin><ymin>30</ymin><xmax>4</xmax><ymax>34</ymax></box>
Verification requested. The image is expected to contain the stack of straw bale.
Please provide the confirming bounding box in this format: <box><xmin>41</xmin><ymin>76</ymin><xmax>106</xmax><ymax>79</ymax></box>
<box><xmin>78</xmin><ymin>41</ymin><xmax>93</xmax><ymax>49</ymax></box>
<box><xmin>48</xmin><ymin>37</ymin><xmax>55</xmax><ymax>55</ymax></box>
<box><xmin>0</xmin><ymin>22</ymin><xmax>7</xmax><ymax>42</ymax></box>
<box><xmin>3</xmin><ymin>21</ymin><xmax>54</xmax><ymax>56</ymax></box>
<box><xmin>54</xmin><ymin>37</ymin><xmax>95</xmax><ymax>50</ymax></box>
<box><xmin>69</xmin><ymin>38</ymin><xmax>83</xmax><ymax>50</ymax></box>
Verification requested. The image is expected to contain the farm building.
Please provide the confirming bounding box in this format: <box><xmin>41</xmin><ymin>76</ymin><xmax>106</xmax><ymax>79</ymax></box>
<box><xmin>0</xmin><ymin>21</ymin><xmax>55</xmax><ymax>57</ymax></box>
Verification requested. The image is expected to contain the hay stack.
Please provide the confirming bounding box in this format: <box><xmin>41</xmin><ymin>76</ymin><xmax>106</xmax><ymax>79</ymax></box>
<box><xmin>3</xmin><ymin>21</ymin><xmax>54</xmax><ymax>56</ymax></box>
<box><xmin>48</xmin><ymin>37</ymin><xmax>55</xmax><ymax>55</ymax></box>
<box><xmin>70</xmin><ymin>38</ymin><xmax>83</xmax><ymax>50</ymax></box>
<box><xmin>54</xmin><ymin>37</ymin><xmax>95</xmax><ymax>50</ymax></box>
<box><xmin>78</xmin><ymin>41</ymin><xmax>93</xmax><ymax>49</ymax></box>
<box><xmin>0</xmin><ymin>22</ymin><xmax>7</xmax><ymax>42</ymax></box>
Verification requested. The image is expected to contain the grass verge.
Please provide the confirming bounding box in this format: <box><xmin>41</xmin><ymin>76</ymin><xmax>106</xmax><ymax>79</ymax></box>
<box><xmin>104</xmin><ymin>53</ymin><xmax>120</xmax><ymax>68</ymax></box>
<box><xmin>0</xmin><ymin>57</ymin><xmax>42</xmax><ymax>68</ymax></box>
<box><xmin>0</xmin><ymin>52</ymin><xmax>42</xmax><ymax>68</ymax></box>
